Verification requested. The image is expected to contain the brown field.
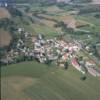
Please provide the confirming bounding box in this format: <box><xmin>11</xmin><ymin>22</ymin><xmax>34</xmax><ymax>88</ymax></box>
<box><xmin>1</xmin><ymin>76</ymin><xmax>38</xmax><ymax>100</ymax></box>
<box><xmin>0</xmin><ymin>30</ymin><xmax>12</xmax><ymax>47</ymax></box>
<box><xmin>37</xmin><ymin>13</ymin><xmax>93</xmax><ymax>30</ymax></box>
<box><xmin>40</xmin><ymin>19</ymin><xmax>56</xmax><ymax>27</ymax></box>
<box><xmin>46</xmin><ymin>6</ymin><xmax>64</xmax><ymax>13</ymax></box>
<box><xmin>38</xmin><ymin>14</ymin><xmax>76</xmax><ymax>29</ymax></box>
<box><xmin>38</xmin><ymin>19</ymin><xmax>62</xmax><ymax>32</ymax></box>
<box><xmin>0</xmin><ymin>8</ymin><xmax>11</xmax><ymax>19</ymax></box>
<box><xmin>75</xmin><ymin>20</ymin><xmax>90</xmax><ymax>28</ymax></box>
<box><xmin>92</xmin><ymin>0</ymin><xmax>100</xmax><ymax>4</ymax></box>
<box><xmin>60</xmin><ymin>15</ymin><xmax>76</xmax><ymax>28</ymax></box>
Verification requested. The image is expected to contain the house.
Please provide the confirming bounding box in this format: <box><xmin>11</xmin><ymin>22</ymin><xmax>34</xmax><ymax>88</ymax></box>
<box><xmin>87</xmin><ymin>67</ymin><xmax>100</xmax><ymax>77</ymax></box>
<box><xmin>0</xmin><ymin>58</ymin><xmax>8</xmax><ymax>65</ymax></box>
<box><xmin>71</xmin><ymin>57</ymin><xmax>85</xmax><ymax>74</ymax></box>
<box><xmin>85</xmin><ymin>46</ymin><xmax>90</xmax><ymax>51</ymax></box>
<box><xmin>85</xmin><ymin>60</ymin><xmax>100</xmax><ymax>77</ymax></box>
<box><xmin>18</xmin><ymin>28</ymin><xmax>24</xmax><ymax>33</ymax></box>
<box><xmin>86</xmin><ymin>61</ymin><xmax>96</xmax><ymax>67</ymax></box>
<box><xmin>62</xmin><ymin>53</ymin><xmax>68</xmax><ymax>61</ymax></box>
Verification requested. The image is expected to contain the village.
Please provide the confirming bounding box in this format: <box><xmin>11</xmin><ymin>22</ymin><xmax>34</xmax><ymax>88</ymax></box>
<box><xmin>0</xmin><ymin>27</ymin><xmax>100</xmax><ymax>77</ymax></box>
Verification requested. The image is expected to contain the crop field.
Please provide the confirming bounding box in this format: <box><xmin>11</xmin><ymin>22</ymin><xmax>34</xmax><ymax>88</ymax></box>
<box><xmin>45</xmin><ymin>6</ymin><xmax>64</xmax><ymax>14</ymax></box>
<box><xmin>37</xmin><ymin>13</ymin><xmax>89</xmax><ymax>29</ymax></box>
<box><xmin>31</xmin><ymin>23</ymin><xmax>57</xmax><ymax>37</ymax></box>
<box><xmin>1</xmin><ymin>61</ymin><xmax>100</xmax><ymax>100</ymax></box>
<box><xmin>75</xmin><ymin>20</ymin><xmax>91</xmax><ymax>28</ymax></box>
<box><xmin>75</xmin><ymin>15</ymin><xmax>100</xmax><ymax>33</ymax></box>
<box><xmin>92</xmin><ymin>0</ymin><xmax>100</xmax><ymax>4</ymax></box>
<box><xmin>0</xmin><ymin>29</ymin><xmax>12</xmax><ymax>47</ymax></box>
<box><xmin>0</xmin><ymin>8</ymin><xmax>11</xmax><ymax>19</ymax></box>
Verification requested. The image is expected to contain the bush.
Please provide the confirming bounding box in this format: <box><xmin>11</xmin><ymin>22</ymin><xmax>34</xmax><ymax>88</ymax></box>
<box><xmin>64</xmin><ymin>61</ymin><xmax>68</xmax><ymax>70</ymax></box>
<box><xmin>79</xmin><ymin>5</ymin><xmax>100</xmax><ymax>14</ymax></box>
<box><xmin>7</xmin><ymin>7</ymin><xmax>23</xmax><ymax>17</ymax></box>
<box><xmin>80</xmin><ymin>76</ymin><xmax>87</xmax><ymax>81</ymax></box>
<box><xmin>15</xmin><ymin>56</ymin><xmax>25</xmax><ymax>63</ymax></box>
<box><xmin>94</xmin><ymin>14</ymin><xmax>100</xmax><ymax>19</ymax></box>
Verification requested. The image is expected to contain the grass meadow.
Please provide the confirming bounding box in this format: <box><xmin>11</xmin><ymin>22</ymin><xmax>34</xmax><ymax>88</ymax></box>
<box><xmin>1</xmin><ymin>61</ymin><xmax>100</xmax><ymax>100</ymax></box>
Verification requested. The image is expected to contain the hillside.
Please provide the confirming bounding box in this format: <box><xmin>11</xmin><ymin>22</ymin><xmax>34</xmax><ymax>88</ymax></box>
<box><xmin>1</xmin><ymin>62</ymin><xmax>100</xmax><ymax>100</ymax></box>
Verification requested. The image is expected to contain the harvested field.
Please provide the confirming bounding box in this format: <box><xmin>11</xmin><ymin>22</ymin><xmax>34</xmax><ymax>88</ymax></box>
<box><xmin>92</xmin><ymin>0</ymin><xmax>100</xmax><ymax>4</ymax></box>
<box><xmin>39</xmin><ymin>19</ymin><xmax>56</xmax><ymax>27</ymax></box>
<box><xmin>0</xmin><ymin>30</ymin><xmax>12</xmax><ymax>47</ymax></box>
<box><xmin>0</xmin><ymin>8</ymin><xmax>11</xmax><ymax>19</ymax></box>
<box><xmin>59</xmin><ymin>15</ymin><xmax>76</xmax><ymax>29</ymax></box>
<box><xmin>46</xmin><ymin>6</ymin><xmax>64</xmax><ymax>13</ymax></box>
<box><xmin>75</xmin><ymin>20</ymin><xmax>90</xmax><ymax>28</ymax></box>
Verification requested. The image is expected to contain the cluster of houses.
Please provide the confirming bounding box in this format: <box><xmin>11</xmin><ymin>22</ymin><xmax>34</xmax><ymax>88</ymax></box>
<box><xmin>33</xmin><ymin>34</ymin><xmax>82</xmax><ymax>65</ymax></box>
<box><xmin>32</xmin><ymin>34</ymin><xmax>100</xmax><ymax>77</ymax></box>
<box><xmin>0</xmin><ymin>27</ymin><xmax>100</xmax><ymax>77</ymax></box>
<box><xmin>1</xmin><ymin>28</ymin><xmax>34</xmax><ymax>64</ymax></box>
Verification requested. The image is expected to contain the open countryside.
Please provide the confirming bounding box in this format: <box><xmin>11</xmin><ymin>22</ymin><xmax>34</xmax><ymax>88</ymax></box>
<box><xmin>0</xmin><ymin>0</ymin><xmax>100</xmax><ymax>100</ymax></box>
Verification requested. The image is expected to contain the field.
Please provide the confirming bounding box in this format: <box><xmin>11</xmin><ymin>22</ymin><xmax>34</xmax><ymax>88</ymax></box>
<box><xmin>0</xmin><ymin>8</ymin><xmax>11</xmax><ymax>19</ymax></box>
<box><xmin>1</xmin><ymin>61</ymin><xmax>100</xmax><ymax>100</ymax></box>
<box><xmin>75</xmin><ymin>15</ymin><xmax>100</xmax><ymax>33</ymax></box>
<box><xmin>92</xmin><ymin>0</ymin><xmax>100</xmax><ymax>4</ymax></box>
<box><xmin>0</xmin><ymin>29</ymin><xmax>12</xmax><ymax>47</ymax></box>
<box><xmin>45</xmin><ymin>6</ymin><xmax>64</xmax><ymax>13</ymax></box>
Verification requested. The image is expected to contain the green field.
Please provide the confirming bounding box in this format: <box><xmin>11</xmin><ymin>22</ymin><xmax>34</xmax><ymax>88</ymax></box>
<box><xmin>1</xmin><ymin>61</ymin><xmax>100</xmax><ymax>100</ymax></box>
<box><xmin>75</xmin><ymin>15</ymin><xmax>100</xmax><ymax>33</ymax></box>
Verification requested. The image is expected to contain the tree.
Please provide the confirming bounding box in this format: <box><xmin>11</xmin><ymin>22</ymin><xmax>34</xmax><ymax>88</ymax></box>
<box><xmin>25</xmin><ymin>7</ymin><xmax>30</xmax><ymax>12</ymax></box>
<box><xmin>94</xmin><ymin>14</ymin><xmax>100</xmax><ymax>19</ymax></box>
<box><xmin>78</xmin><ymin>56</ymin><xmax>83</xmax><ymax>61</ymax></box>
<box><xmin>80</xmin><ymin>76</ymin><xmax>87</xmax><ymax>81</ymax></box>
<box><xmin>64</xmin><ymin>61</ymin><xmax>68</xmax><ymax>69</ymax></box>
<box><xmin>8</xmin><ymin>7</ymin><xmax>23</xmax><ymax>17</ymax></box>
